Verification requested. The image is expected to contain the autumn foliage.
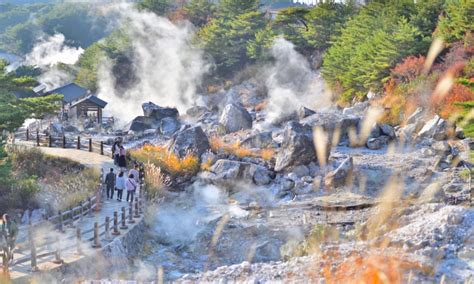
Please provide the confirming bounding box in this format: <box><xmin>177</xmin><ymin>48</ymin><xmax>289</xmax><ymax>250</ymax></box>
<box><xmin>130</xmin><ymin>145</ymin><xmax>199</xmax><ymax>177</ymax></box>
<box><xmin>209</xmin><ymin>136</ymin><xmax>274</xmax><ymax>161</ymax></box>
<box><xmin>391</xmin><ymin>55</ymin><xmax>426</xmax><ymax>83</ymax></box>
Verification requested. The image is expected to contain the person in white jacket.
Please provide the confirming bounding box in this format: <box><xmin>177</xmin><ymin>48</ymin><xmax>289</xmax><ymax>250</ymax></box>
<box><xmin>115</xmin><ymin>171</ymin><xmax>126</xmax><ymax>202</ymax></box>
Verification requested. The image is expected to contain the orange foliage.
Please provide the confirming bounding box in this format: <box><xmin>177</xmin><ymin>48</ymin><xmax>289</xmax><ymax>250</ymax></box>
<box><xmin>319</xmin><ymin>251</ymin><xmax>428</xmax><ymax>284</ymax></box>
<box><xmin>433</xmin><ymin>83</ymin><xmax>474</xmax><ymax>118</ymax></box>
<box><xmin>254</xmin><ymin>101</ymin><xmax>268</xmax><ymax>111</ymax></box>
<box><xmin>130</xmin><ymin>145</ymin><xmax>199</xmax><ymax>177</ymax></box>
<box><xmin>209</xmin><ymin>136</ymin><xmax>274</xmax><ymax>161</ymax></box>
<box><xmin>391</xmin><ymin>55</ymin><xmax>426</xmax><ymax>83</ymax></box>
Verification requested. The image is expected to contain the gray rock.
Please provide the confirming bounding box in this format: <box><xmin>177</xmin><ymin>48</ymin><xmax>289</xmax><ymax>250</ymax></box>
<box><xmin>455</xmin><ymin>127</ymin><xmax>465</xmax><ymax>139</ymax></box>
<box><xmin>368</xmin><ymin>123</ymin><xmax>382</xmax><ymax>139</ymax></box>
<box><xmin>292</xmin><ymin>165</ymin><xmax>310</xmax><ymax>177</ymax></box>
<box><xmin>48</xmin><ymin>123</ymin><xmax>64</xmax><ymax>136</ymax></box>
<box><xmin>301</xmin><ymin>111</ymin><xmax>360</xmax><ymax>140</ymax></box>
<box><xmin>418</xmin><ymin>115</ymin><xmax>441</xmax><ymax>138</ymax></box>
<box><xmin>219</xmin><ymin>103</ymin><xmax>252</xmax><ymax>133</ymax></box>
<box><xmin>186</xmin><ymin>106</ymin><xmax>209</xmax><ymax>118</ymax></box>
<box><xmin>433</xmin><ymin>118</ymin><xmax>448</xmax><ymax>141</ymax></box>
<box><xmin>366</xmin><ymin>137</ymin><xmax>382</xmax><ymax>150</ymax></box>
<box><xmin>406</xmin><ymin>107</ymin><xmax>424</xmax><ymax>125</ymax></box>
<box><xmin>203</xmin><ymin>159</ymin><xmax>273</xmax><ymax>185</ymax></box>
<box><xmin>160</xmin><ymin>117</ymin><xmax>181</xmax><ymax>136</ymax></box>
<box><xmin>342</xmin><ymin>102</ymin><xmax>368</xmax><ymax>117</ymax></box>
<box><xmin>367</xmin><ymin>91</ymin><xmax>380</xmax><ymax>100</ymax></box>
<box><xmin>275</xmin><ymin>122</ymin><xmax>317</xmax><ymax>172</ymax></box>
<box><xmin>142</xmin><ymin>102</ymin><xmax>179</xmax><ymax>120</ymax></box>
<box><xmin>241</xmin><ymin>131</ymin><xmax>273</xmax><ymax>149</ymax></box>
<box><xmin>126</xmin><ymin>116</ymin><xmax>158</xmax><ymax>132</ymax></box>
<box><xmin>380</xmin><ymin>124</ymin><xmax>396</xmax><ymax>139</ymax></box>
<box><xmin>168</xmin><ymin>126</ymin><xmax>210</xmax><ymax>158</ymax></box>
<box><xmin>431</xmin><ymin>141</ymin><xmax>451</xmax><ymax>155</ymax></box>
<box><xmin>298</xmin><ymin>107</ymin><xmax>316</xmax><ymax>120</ymax></box>
<box><xmin>63</xmin><ymin>125</ymin><xmax>79</xmax><ymax>133</ymax></box>
<box><xmin>324</xmin><ymin>156</ymin><xmax>353</xmax><ymax>188</ymax></box>
<box><xmin>418</xmin><ymin>183</ymin><xmax>444</xmax><ymax>203</ymax></box>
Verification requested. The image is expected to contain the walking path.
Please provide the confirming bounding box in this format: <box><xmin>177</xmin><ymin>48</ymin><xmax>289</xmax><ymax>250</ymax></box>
<box><xmin>6</xmin><ymin>142</ymin><xmax>144</xmax><ymax>281</ymax></box>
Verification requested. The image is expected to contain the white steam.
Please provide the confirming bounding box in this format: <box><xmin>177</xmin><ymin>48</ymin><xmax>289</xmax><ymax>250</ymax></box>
<box><xmin>25</xmin><ymin>33</ymin><xmax>84</xmax><ymax>67</ymax></box>
<box><xmin>264</xmin><ymin>38</ymin><xmax>332</xmax><ymax>124</ymax></box>
<box><xmin>98</xmin><ymin>5</ymin><xmax>210</xmax><ymax>123</ymax></box>
<box><xmin>25</xmin><ymin>33</ymin><xmax>84</xmax><ymax>90</ymax></box>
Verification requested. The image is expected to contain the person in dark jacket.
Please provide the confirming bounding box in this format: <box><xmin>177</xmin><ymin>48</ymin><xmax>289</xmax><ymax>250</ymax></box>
<box><xmin>1</xmin><ymin>214</ymin><xmax>18</xmax><ymax>261</ymax></box>
<box><xmin>105</xmin><ymin>168</ymin><xmax>116</xmax><ymax>199</ymax></box>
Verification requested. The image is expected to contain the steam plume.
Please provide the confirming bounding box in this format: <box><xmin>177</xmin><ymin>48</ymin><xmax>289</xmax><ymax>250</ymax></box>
<box><xmin>264</xmin><ymin>38</ymin><xmax>331</xmax><ymax>124</ymax></box>
<box><xmin>98</xmin><ymin>4</ymin><xmax>210</xmax><ymax>123</ymax></box>
<box><xmin>25</xmin><ymin>33</ymin><xmax>84</xmax><ymax>67</ymax></box>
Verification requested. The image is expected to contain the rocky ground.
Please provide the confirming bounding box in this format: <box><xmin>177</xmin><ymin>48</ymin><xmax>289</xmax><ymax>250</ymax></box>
<box><xmin>42</xmin><ymin>79</ymin><xmax>473</xmax><ymax>282</ymax></box>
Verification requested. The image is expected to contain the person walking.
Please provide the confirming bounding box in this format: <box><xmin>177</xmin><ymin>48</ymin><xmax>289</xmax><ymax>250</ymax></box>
<box><xmin>1</xmin><ymin>214</ymin><xmax>18</xmax><ymax>262</ymax></box>
<box><xmin>129</xmin><ymin>164</ymin><xmax>140</xmax><ymax>197</ymax></box>
<box><xmin>112</xmin><ymin>140</ymin><xmax>120</xmax><ymax>166</ymax></box>
<box><xmin>105</xmin><ymin>168</ymin><xmax>116</xmax><ymax>200</ymax></box>
<box><xmin>115</xmin><ymin>171</ymin><xmax>126</xmax><ymax>202</ymax></box>
<box><xmin>126</xmin><ymin>173</ymin><xmax>138</xmax><ymax>203</ymax></box>
<box><xmin>118</xmin><ymin>145</ymin><xmax>127</xmax><ymax>169</ymax></box>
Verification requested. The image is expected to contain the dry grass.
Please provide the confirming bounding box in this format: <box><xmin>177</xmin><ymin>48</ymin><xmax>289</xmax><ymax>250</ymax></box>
<box><xmin>143</xmin><ymin>162</ymin><xmax>167</xmax><ymax>200</ymax></box>
<box><xmin>130</xmin><ymin>145</ymin><xmax>200</xmax><ymax>177</ymax></box>
<box><xmin>209</xmin><ymin>136</ymin><xmax>274</xmax><ymax>161</ymax></box>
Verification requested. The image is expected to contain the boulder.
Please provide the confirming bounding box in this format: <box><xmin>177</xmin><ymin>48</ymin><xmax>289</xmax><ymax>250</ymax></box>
<box><xmin>455</xmin><ymin>126</ymin><xmax>465</xmax><ymax>139</ymax></box>
<box><xmin>186</xmin><ymin>106</ymin><xmax>209</xmax><ymax>118</ymax></box>
<box><xmin>301</xmin><ymin>111</ymin><xmax>360</xmax><ymax>141</ymax></box>
<box><xmin>219</xmin><ymin>103</ymin><xmax>252</xmax><ymax>133</ymax></box>
<box><xmin>160</xmin><ymin>117</ymin><xmax>181</xmax><ymax>136</ymax></box>
<box><xmin>324</xmin><ymin>156</ymin><xmax>353</xmax><ymax>188</ymax></box>
<box><xmin>142</xmin><ymin>102</ymin><xmax>179</xmax><ymax>120</ymax></box>
<box><xmin>431</xmin><ymin>141</ymin><xmax>451</xmax><ymax>155</ymax></box>
<box><xmin>366</xmin><ymin>137</ymin><xmax>382</xmax><ymax>150</ymax></box>
<box><xmin>63</xmin><ymin>125</ymin><xmax>79</xmax><ymax>133</ymax></box>
<box><xmin>292</xmin><ymin>165</ymin><xmax>310</xmax><ymax>177</ymax></box>
<box><xmin>406</xmin><ymin>107</ymin><xmax>424</xmax><ymax>125</ymax></box>
<box><xmin>48</xmin><ymin>123</ymin><xmax>64</xmax><ymax>136</ymax></box>
<box><xmin>418</xmin><ymin>183</ymin><xmax>444</xmax><ymax>203</ymax></box>
<box><xmin>417</xmin><ymin>115</ymin><xmax>448</xmax><ymax>140</ymax></box>
<box><xmin>380</xmin><ymin>124</ymin><xmax>396</xmax><ymax>139</ymax></box>
<box><xmin>342</xmin><ymin>102</ymin><xmax>369</xmax><ymax>117</ymax></box>
<box><xmin>241</xmin><ymin>131</ymin><xmax>273</xmax><ymax>149</ymax></box>
<box><xmin>202</xmin><ymin>159</ymin><xmax>274</xmax><ymax>185</ymax></box>
<box><xmin>274</xmin><ymin>122</ymin><xmax>317</xmax><ymax>172</ymax></box>
<box><xmin>168</xmin><ymin>126</ymin><xmax>210</xmax><ymax>158</ymax></box>
<box><xmin>126</xmin><ymin>116</ymin><xmax>158</xmax><ymax>132</ymax></box>
<box><xmin>298</xmin><ymin>107</ymin><xmax>316</xmax><ymax>120</ymax></box>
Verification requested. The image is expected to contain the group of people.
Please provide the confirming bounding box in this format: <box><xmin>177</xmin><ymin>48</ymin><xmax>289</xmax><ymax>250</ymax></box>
<box><xmin>112</xmin><ymin>138</ymin><xmax>127</xmax><ymax>169</ymax></box>
<box><xmin>104</xmin><ymin>165</ymin><xmax>141</xmax><ymax>203</ymax></box>
<box><xmin>1</xmin><ymin>214</ymin><xmax>18</xmax><ymax>263</ymax></box>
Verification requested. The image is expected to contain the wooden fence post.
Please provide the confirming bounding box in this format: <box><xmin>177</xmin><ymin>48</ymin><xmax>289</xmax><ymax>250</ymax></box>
<box><xmin>138</xmin><ymin>198</ymin><xmax>144</xmax><ymax>215</ymax></box>
<box><xmin>29</xmin><ymin>227</ymin><xmax>39</xmax><ymax>272</ymax></box>
<box><xmin>112</xmin><ymin>211</ymin><xmax>120</xmax><ymax>236</ymax></box>
<box><xmin>26</xmin><ymin>128</ymin><xmax>29</xmax><ymax>141</ymax></box>
<box><xmin>58</xmin><ymin>211</ymin><xmax>64</xmax><ymax>232</ymax></box>
<box><xmin>89</xmin><ymin>138</ymin><xmax>92</xmax><ymax>152</ymax></box>
<box><xmin>36</xmin><ymin>130</ymin><xmax>40</xmax><ymax>146</ymax></box>
<box><xmin>62</xmin><ymin>136</ymin><xmax>66</xmax><ymax>148</ymax></box>
<box><xmin>88</xmin><ymin>197</ymin><xmax>93</xmax><ymax>217</ymax></box>
<box><xmin>76</xmin><ymin>228</ymin><xmax>82</xmax><ymax>255</ymax></box>
<box><xmin>77</xmin><ymin>136</ymin><xmax>81</xmax><ymax>150</ymax></box>
<box><xmin>100</xmin><ymin>141</ymin><xmax>104</xmax><ymax>155</ymax></box>
<box><xmin>105</xmin><ymin>217</ymin><xmax>111</xmax><ymax>241</ymax></box>
<box><xmin>92</xmin><ymin>222</ymin><xmax>101</xmax><ymax>248</ymax></box>
<box><xmin>128</xmin><ymin>204</ymin><xmax>135</xmax><ymax>224</ymax></box>
<box><xmin>79</xmin><ymin>201</ymin><xmax>84</xmax><ymax>221</ymax></box>
<box><xmin>134</xmin><ymin>198</ymin><xmax>140</xmax><ymax>218</ymax></box>
<box><xmin>48</xmin><ymin>135</ymin><xmax>52</xmax><ymax>147</ymax></box>
<box><xmin>52</xmin><ymin>236</ymin><xmax>64</xmax><ymax>264</ymax></box>
<box><xmin>120</xmin><ymin>207</ymin><xmax>128</xmax><ymax>230</ymax></box>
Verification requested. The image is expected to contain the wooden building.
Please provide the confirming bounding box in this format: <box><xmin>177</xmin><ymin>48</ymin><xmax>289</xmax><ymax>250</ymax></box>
<box><xmin>69</xmin><ymin>95</ymin><xmax>108</xmax><ymax>123</ymax></box>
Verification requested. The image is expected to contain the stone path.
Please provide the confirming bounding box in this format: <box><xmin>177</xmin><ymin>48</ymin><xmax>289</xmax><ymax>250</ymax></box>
<box><xmin>5</xmin><ymin>142</ymin><xmax>143</xmax><ymax>281</ymax></box>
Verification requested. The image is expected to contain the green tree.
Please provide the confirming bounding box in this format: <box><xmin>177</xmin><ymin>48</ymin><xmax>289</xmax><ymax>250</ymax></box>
<box><xmin>198</xmin><ymin>10</ymin><xmax>267</xmax><ymax>74</ymax></box>
<box><xmin>217</xmin><ymin>0</ymin><xmax>260</xmax><ymax>18</ymax></box>
<box><xmin>138</xmin><ymin>0</ymin><xmax>171</xmax><ymax>15</ymax></box>
<box><xmin>322</xmin><ymin>2</ymin><xmax>420</xmax><ymax>102</ymax></box>
<box><xmin>435</xmin><ymin>0</ymin><xmax>474</xmax><ymax>44</ymax></box>
<box><xmin>183</xmin><ymin>0</ymin><xmax>216</xmax><ymax>27</ymax></box>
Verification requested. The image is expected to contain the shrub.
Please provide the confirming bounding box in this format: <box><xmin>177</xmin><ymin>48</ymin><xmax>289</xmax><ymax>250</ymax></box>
<box><xmin>130</xmin><ymin>145</ymin><xmax>200</xmax><ymax>177</ymax></box>
<box><xmin>143</xmin><ymin>162</ymin><xmax>167</xmax><ymax>200</ymax></box>
<box><xmin>434</xmin><ymin>83</ymin><xmax>474</xmax><ymax>118</ymax></box>
<box><xmin>209</xmin><ymin>136</ymin><xmax>274</xmax><ymax>161</ymax></box>
<box><xmin>391</xmin><ymin>55</ymin><xmax>426</xmax><ymax>83</ymax></box>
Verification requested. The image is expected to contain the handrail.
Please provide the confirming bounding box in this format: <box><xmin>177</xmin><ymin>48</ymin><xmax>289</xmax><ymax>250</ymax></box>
<box><xmin>4</xmin><ymin>196</ymin><xmax>146</xmax><ymax>273</ymax></box>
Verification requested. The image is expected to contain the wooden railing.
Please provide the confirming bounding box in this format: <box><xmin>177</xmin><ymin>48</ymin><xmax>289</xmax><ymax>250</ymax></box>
<box><xmin>16</xmin><ymin>128</ymin><xmax>113</xmax><ymax>157</ymax></box>
<box><xmin>2</xmin><ymin>194</ymin><xmax>145</xmax><ymax>274</ymax></box>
